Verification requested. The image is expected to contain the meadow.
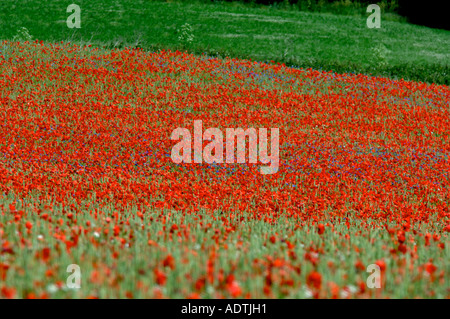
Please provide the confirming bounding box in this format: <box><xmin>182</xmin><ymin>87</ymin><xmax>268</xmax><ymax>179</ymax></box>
<box><xmin>0</xmin><ymin>41</ymin><xmax>448</xmax><ymax>298</ymax></box>
<box><xmin>0</xmin><ymin>0</ymin><xmax>449</xmax><ymax>84</ymax></box>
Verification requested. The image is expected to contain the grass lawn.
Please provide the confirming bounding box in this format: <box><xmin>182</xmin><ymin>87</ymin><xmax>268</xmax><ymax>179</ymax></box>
<box><xmin>1</xmin><ymin>0</ymin><xmax>449</xmax><ymax>84</ymax></box>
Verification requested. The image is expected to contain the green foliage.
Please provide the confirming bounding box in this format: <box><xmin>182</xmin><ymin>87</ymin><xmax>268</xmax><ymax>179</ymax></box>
<box><xmin>369</xmin><ymin>43</ymin><xmax>389</xmax><ymax>70</ymax></box>
<box><xmin>12</xmin><ymin>27</ymin><xmax>33</xmax><ymax>42</ymax></box>
<box><xmin>177</xmin><ymin>23</ymin><xmax>195</xmax><ymax>47</ymax></box>
<box><xmin>398</xmin><ymin>0</ymin><xmax>449</xmax><ymax>30</ymax></box>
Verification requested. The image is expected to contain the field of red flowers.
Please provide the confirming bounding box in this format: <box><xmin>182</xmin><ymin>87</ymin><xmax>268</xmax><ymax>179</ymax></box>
<box><xmin>0</xmin><ymin>41</ymin><xmax>448</xmax><ymax>299</ymax></box>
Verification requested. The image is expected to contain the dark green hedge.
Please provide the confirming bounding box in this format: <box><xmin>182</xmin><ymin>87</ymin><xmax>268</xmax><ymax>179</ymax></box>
<box><xmin>398</xmin><ymin>0</ymin><xmax>449</xmax><ymax>30</ymax></box>
<box><xmin>213</xmin><ymin>0</ymin><xmax>449</xmax><ymax>30</ymax></box>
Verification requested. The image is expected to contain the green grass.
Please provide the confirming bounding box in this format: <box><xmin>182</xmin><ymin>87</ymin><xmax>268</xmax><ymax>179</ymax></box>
<box><xmin>1</xmin><ymin>0</ymin><xmax>449</xmax><ymax>84</ymax></box>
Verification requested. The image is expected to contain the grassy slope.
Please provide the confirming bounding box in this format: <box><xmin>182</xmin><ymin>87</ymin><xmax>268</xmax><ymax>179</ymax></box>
<box><xmin>1</xmin><ymin>0</ymin><xmax>449</xmax><ymax>84</ymax></box>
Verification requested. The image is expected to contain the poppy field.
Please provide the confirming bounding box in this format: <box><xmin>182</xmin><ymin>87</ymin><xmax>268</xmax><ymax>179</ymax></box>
<box><xmin>0</xmin><ymin>41</ymin><xmax>449</xmax><ymax>299</ymax></box>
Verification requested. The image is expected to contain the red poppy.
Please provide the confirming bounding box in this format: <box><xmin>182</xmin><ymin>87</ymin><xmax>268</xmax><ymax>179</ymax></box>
<box><xmin>306</xmin><ymin>271</ymin><xmax>322</xmax><ymax>290</ymax></box>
